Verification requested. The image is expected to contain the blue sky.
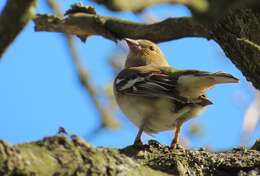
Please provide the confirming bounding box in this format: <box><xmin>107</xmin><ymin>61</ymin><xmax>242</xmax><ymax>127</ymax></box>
<box><xmin>0</xmin><ymin>0</ymin><xmax>258</xmax><ymax>150</ymax></box>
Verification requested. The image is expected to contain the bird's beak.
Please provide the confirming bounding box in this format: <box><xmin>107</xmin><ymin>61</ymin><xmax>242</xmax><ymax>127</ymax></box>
<box><xmin>124</xmin><ymin>38</ymin><xmax>141</xmax><ymax>50</ymax></box>
<box><xmin>124</xmin><ymin>38</ymin><xmax>139</xmax><ymax>45</ymax></box>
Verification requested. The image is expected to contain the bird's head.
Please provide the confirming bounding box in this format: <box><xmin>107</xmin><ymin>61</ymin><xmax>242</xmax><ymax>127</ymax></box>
<box><xmin>124</xmin><ymin>38</ymin><xmax>169</xmax><ymax>68</ymax></box>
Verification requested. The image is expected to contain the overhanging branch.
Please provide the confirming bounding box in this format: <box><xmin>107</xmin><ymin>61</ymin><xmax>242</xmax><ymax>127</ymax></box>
<box><xmin>34</xmin><ymin>13</ymin><xmax>211</xmax><ymax>42</ymax></box>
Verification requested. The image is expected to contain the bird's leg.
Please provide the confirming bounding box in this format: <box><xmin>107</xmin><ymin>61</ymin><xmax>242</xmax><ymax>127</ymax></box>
<box><xmin>171</xmin><ymin>123</ymin><xmax>182</xmax><ymax>148</ymax></box>
<box><xmin>170</xmin><ymin>106</ymin><xmax>190</xmax><ymax>148</ymax></box>
<box><xmin>134</xmin><ymin>124</ymin><xmax>144</xmax><ymax>146</ymax></box>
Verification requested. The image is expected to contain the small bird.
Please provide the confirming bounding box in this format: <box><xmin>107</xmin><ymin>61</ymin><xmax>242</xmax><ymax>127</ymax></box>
<box><xmin>114</xmin><ymin>38</ymin><xmax>239</xmax><ymax>147</ymax></box>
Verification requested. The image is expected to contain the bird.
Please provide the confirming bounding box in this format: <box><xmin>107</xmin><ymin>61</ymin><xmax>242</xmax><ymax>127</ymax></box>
<box><xmin>113</xmin><ymin>38</ymin><xmax>239</xmax><ymax>148</ymax></box>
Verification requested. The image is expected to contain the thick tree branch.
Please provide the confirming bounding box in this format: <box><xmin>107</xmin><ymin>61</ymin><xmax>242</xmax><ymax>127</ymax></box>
<box><xmin>0</xmin><ymin>0</ymin><xmax>37</xmax><ymax>58</ymax></box>
<box><xmin>0</xmin><ymin>136</ymin><xmax>259</xmax><ymax>175</ymax></box>
<box><xmin>34</xmin><ymin>14</ymin><xmax>211</xmax><ymax>42</ymax></box>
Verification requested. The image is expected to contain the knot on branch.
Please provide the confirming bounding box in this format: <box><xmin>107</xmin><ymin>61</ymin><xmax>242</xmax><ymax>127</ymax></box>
<box><xmin>34</xmin><ymin>14</ymin><xmax>61</xmax><ymax>32</ymax></box>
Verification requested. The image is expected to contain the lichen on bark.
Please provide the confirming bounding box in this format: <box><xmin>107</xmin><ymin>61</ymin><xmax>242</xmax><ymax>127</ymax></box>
<box><xmin>0</xmin><ymin>135</ymin><xmax>259</xmax><ymax>176</ymax></box>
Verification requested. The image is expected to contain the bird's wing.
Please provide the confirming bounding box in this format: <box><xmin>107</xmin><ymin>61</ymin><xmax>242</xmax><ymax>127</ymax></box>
<box><xmin>114</xmin><ymin>65</ymin><xmax>212</xmax><ymax>105</ymax></box>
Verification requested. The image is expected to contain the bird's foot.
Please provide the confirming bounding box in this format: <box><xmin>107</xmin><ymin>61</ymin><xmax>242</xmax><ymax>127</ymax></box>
<box><xmin>133</xmin><ymin>139</ymin><xmax>143</xmax><ymax>147</ymax></box>
<box><xmin>170</xmin><ymin>143</ymin><xmax>183</xmax><ymax>150</ymax></box>
<box><xmin>148</xmin><ymin>139</ymin><xmax>161</xmax><ymax>148</ymax></box>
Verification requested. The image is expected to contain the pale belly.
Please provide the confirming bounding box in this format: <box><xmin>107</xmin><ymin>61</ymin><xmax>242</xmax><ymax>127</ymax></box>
<box><xmin>114</xmin><ymin>92</ymin><xmax>204</xmax><ymax>133</ymax></box>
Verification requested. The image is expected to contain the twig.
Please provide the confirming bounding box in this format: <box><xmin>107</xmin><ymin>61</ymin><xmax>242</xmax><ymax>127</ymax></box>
<box><xmin>47</xmin><ymin>0</ymin><xmax>119</xmax><ymax>129</ymax></box>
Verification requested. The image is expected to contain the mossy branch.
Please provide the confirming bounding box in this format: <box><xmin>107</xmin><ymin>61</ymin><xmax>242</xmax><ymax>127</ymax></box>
<box><xmin>0</xmin><ymin>135</ymin><xmax>259</xmax><ymax>175</ymax></box>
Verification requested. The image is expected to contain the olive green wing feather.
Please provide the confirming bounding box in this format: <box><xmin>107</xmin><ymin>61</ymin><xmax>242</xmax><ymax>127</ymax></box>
<box><xmin>114</xmin><ymin>66</ymin><xmax>212</xmax><ymax>105</ymax></box>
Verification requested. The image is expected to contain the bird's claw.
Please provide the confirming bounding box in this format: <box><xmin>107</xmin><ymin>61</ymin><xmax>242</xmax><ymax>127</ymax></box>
<box><xmin>134</xmin><ymin>139</ymin><xmax>143</xmax><ymax>147</ymax></box>
<box><xmin>170</xmin><ymin>143</ymin><xmax>183</xmax><ymax>150</ymax></box>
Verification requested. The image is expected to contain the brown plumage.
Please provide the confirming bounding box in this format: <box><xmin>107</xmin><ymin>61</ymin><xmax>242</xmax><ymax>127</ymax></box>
<box><xmin>114</xmin><ymin>38</ymin><xmax>239</xmax><ymax>147</ymax></box>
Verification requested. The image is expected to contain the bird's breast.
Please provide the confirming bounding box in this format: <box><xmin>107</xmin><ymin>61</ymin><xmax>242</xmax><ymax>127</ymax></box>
<box><xmin>114</xmin><ymin>90</ymin><xmax>198</xmax><ymax>133</ymax></box>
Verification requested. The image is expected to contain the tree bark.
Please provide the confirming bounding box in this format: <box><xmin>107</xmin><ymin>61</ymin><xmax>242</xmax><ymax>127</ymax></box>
<box><xmin>211</xmin><ymin>8</ymin><xmax>260</xmax><ymax>90</ymax></box>
<box><xmin>0</xmin><ymin>135</ymin><xmax>259</xmax><ymax>176</ymax></box>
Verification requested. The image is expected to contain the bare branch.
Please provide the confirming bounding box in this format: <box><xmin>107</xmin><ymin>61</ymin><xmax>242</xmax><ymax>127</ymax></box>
<box><xmin>47</xmin><ymin>0</ymin><xmax>119</xmax><ymax>129</ymax></box>
<box><xmin>34</xmin><ymin>13</ymin><xmax>211</xmax><ymax>42</ymax></box>
<box><xmin>0</xmin><ymin>0</ymin><xmax>37</xmax><ymax>58</ymax></box>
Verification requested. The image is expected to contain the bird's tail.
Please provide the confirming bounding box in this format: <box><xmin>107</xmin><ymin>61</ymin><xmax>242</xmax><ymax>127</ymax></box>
<box><xmin>175</xmin><ymin>71</ymin><xmax>239</xmax><ymax>98</ymax></box>
<box><xmin>210</xmin><ymin>72</ymin><xmax>239</xmax><ymax>84</ymax></box>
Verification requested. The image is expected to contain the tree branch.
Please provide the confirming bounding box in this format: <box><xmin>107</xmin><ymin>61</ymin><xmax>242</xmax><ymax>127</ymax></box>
<box><xmin>0</xmin><ymin>136</ymin><xmax>259</xmax><ymax>175</ymax></box>
<box><xmin>34</xmin><ymin>13</ymin><xmax>211</xmax><ymax>42</ymax></box>
<box><xmin>0</xmin><ymin>0</ymin><xmax>37</xmax><ymax>58</ymax></box>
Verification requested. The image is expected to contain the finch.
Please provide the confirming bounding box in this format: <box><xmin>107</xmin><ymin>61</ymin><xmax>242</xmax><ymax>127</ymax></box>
<box><xmin>114</xmin><ymin>38</ymin><xmax>239</xmax><ymax>147</ymax></box>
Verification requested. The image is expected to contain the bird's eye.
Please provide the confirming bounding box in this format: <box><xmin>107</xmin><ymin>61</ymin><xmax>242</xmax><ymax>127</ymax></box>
<box><xmin>149</xmin><ymin>46</ymin><xmax>155</xmax><ymax>51</ymax></box>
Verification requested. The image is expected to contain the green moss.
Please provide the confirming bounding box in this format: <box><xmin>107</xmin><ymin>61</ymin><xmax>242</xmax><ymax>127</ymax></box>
<box><xmin>0</xmin><ymin>136</ymin><xmax>259</xmax><ymax>175</ymax></box>
<box><xmin>18</xmin><ymin>144</ymin><xmax>59</xmax><ymax>175</ymax></box>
